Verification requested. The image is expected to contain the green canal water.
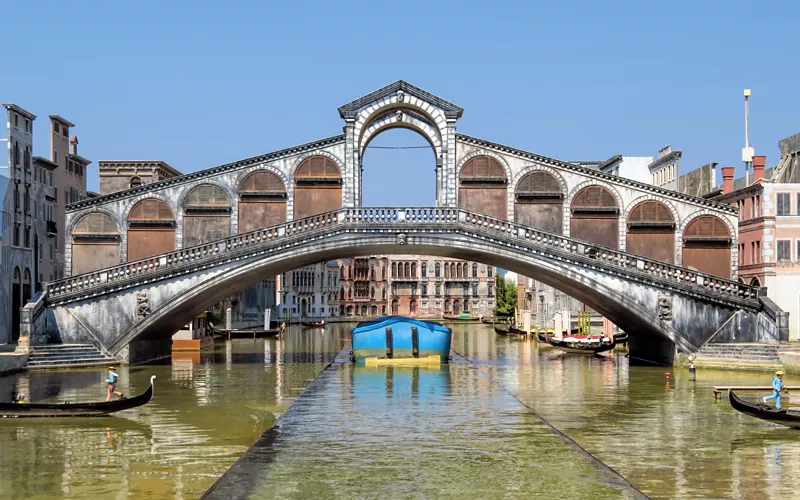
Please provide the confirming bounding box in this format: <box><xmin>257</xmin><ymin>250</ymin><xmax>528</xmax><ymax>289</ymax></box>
<box><xmin>0</xmin><ymin>324</ymin><xmax>798</xmax><ymax>499</ymax></box>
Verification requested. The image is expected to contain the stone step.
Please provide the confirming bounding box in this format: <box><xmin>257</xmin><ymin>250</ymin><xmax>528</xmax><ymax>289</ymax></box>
<box><xmin>28</xmin><ymin>354</ymin><xmax>111</xmax><ymax>362</ymax></box>
<box><xmin>27</xmin><ymin>359</ymin><xmax>119</xmax><ymax>370</ymax></box>
<box><xmin>30</xmin><ymin>344</ymin><xmax>97</xmax><ymax>350</ymax></box>
<box><xmin>27</xmin><ymin>356</ymin><xmax>116</xmax><ymax>365</ymax></box>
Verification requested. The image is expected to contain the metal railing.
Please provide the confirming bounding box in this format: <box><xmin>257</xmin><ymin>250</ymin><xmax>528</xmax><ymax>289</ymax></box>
<box><xmin>46</xmin><ymin>207</ymin><xmax>758</xmax><ymax>305</ymax></box>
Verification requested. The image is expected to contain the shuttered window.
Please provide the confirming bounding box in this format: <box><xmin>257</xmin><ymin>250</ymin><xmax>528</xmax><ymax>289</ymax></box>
<box><xmin>627</xmin><ymin>201</ymin><xmax>674</xmax><ymax>227</ymax></box>
<box><xmin>295</xmin><ymin>157</ymin><xmax>341</xmax><ymax>181</ymax></box>
<box><xmin>128</xmin><ymin>199</ymin><xmax>175</xmax><ymax>228</ymax></box>
<box><xmin>460</xmin><ymin>156</ymin><xmax>506</xmax><ymax>184</ymax></box>
<box><xmin>72</xmin><ymin>213</ymin><xmax>119</xmax><ymax>235</ymax></box>
<box><xmin>183</xmin><ymin>185</ymin><xmax>230</xmax><ymax>214</ymax></box>
<box><xmin>683</xmin><ymin>215</ymin><xmax>730</xmax><ymax>241</ymax></box>
<box><xmin>571</xmin><ymin>186</ymin><xmax>618</xmax><ymax>213</ymax></box>
<box><xmin>515</xmin><ymin>171</ymin><xmax>562</xmax><ymax>197</ymax></box>
<box><xmin>240</xmin><ymin>171</ymin><xmax>287</xmax><ymax>199</ymax></box>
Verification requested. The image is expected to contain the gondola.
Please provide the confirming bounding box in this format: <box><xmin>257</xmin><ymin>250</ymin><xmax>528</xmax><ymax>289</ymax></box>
<box><xmin>545</xmin><ymin>336</ymin><xmax>615</xmax><ymax>354</ymax></box>
<box><xmin>1</xmin><ymin>375</ymin><xmax>156</xmax><ymax>418</ymax></box>
<box><xmin>441</xmin><ymin>315</ymin><xmax>481</xmax><ymax>323</ymax></box>
<box><xmin>729</xmin><ymin>390</ymin><xmax>800</xmax><ymax>428</ymax></box>
<box><xmin>536</xmin><ymin>330</ymin><xmax>555</xmax><ymax>343</ymax></box>
<box><xmin>301</xmin><ymin>320</ymin><xmax>326</xmax><ymax>328</ymax></box>
<box><xmin>480</xmin><ymin>317</ymin><xmax>493</xmax><ymax>325</ymax></box>
<box><xmin>209</xmin><ymin>323</ymin><xmax>280</xmax><ymax>339</ymax></box>
<box><xmin>494</xmin><ymin>325</ymin><xmax>527</xmax><ymax>336</ymax></box>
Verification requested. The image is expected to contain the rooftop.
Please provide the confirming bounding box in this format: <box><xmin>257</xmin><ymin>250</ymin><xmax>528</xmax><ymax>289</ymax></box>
<box><xmin>98</xmin><ymin>160</ymin><xmax>182</xmax><ymax>177</ymax></box>
<box><xmin>2</xmin><ymin>104</ymin><xmax>36</xmax><ymax>120</ymax></box>
<box><xmin>49</xmin><ymin>115</ymin><xmax>75</xmax><ymax>127</ymax></box>
<box><xmin>32</xmin><ymin>156</ymin><xmax>59</xmax><ymax>170</ymax></box>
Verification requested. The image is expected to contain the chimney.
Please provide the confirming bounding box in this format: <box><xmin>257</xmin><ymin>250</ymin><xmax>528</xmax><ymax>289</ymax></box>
<box><xmin>722</xmin><ymin>166</ymin><xmax>735</xmax><ymax>194</ymax></box>
<box><xmin>753</xmin><ymin>155</ymin><xmax>766</xmax><ymax>182</ymax></box>
<box><xmin>69</xmin><ymin>136</ymin><xmax>78</xmax><ymax>156</ymax></box>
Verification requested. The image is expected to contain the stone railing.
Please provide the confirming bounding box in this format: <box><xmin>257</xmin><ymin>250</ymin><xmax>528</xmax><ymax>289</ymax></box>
<box><xmin>17</xmin><ymin>291</ymin><xmax>49</xmax><ymax>350</ymax></box>
<box><xmin>46</xmin><ymin>207</ymin><xmax>758</xmax><ymax>305</ymax></box>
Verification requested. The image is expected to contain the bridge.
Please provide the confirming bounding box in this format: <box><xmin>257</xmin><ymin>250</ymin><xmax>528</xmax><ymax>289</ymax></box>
<box><xmin>17</xmin><ymin>80</ymin><xmax>786</xmax><ymax>366</ymax></box>
<box><xmin>28</xmin><ymin>207</ymin><xmax>774</xmax><ymax>365</ymax></box>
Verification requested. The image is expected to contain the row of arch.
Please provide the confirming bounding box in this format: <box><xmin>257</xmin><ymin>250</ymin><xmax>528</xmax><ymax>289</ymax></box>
<box><xmin>69</xmin><ymin>155</ymin><xmax>733</xmax><ymax>279</ymax></box>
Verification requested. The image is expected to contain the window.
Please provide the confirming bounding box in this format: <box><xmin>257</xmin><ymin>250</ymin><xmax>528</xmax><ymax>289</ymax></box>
<box><xmin>435</xmin><ymin>262</ymin><xmax>441</xmax><ymax>278</ymax></box>
<box><xmin>487</xmin><ymin>267</ymin><xmax>493</xmax><ymax>278</ymax></box>
<box><xmin>435</xmin><ymin>284</ymin><xmax>441</xmax><ymax>296</ymax></box>
<box><xmin>797</xmin><ymin>193</ymin><xmax>800</xmax><ymax>216</ymax></box>
<box><xmin>421</xmin><ymin>262</ymin><xmax>427</xmax><ymax>278</ymax></box>
<box><xmin>63</xmin><ymin>127</ymin><xmax>69</xmax><ymax>137</ymax></box>
<box><xmin>777</xmin><ymin>193</ymin><xmax>790</xmax><ymax>216</ymax></box>
<box><xmin>755</xmin><ymin>195</ymin><xmax>761</xmax><ymax>218</ymax></box>
<box><xmin>53</xmin><ymin>150</ymin><xmax>58</xmax><ymax>165</ymax></box>
<box><xmin>14</xmin><ymin>114</ymin><xmax>19</xmax><ymax>127</ymax></box>
<box><xmin>777</xmin><ymin>240</ymin><xmax>791</xmax><ymax>261</ymax></box>
<box><xmin>756</xmin><ymin>241</ymin><xmax>761</xmax><ymax>264</ymax></box>
<box><xmin>54</xmin><ymin>122</ymin><xmax>60</xmax><ymax>133</ymax></box>
<box><xmin>473</xmin><ymin>284</ymin><xmax>479</xmax><ymax>296</ymax></box>
<box><xmin>130</xmin><ymin>177</ymin><xmax>142</xmax><ymax>188</ymax></box>
<box><xmin>25</xmin><ymin>119</ymin><xmax>29</xmax><ymax>132</ymax></box>
<box><xmin>472</xmin><ymin>263</ymin><xmax>478</xmax><ymax>277</ymax></box>
<box><xmin>797</xmin><ymin>240</ymin><xmax>800</xmax><ymax>261</ymax></box>
<box><xmin>488</xmin><ymin>284</ymin><xmax>494</xmax><ymax>297</ymax></box>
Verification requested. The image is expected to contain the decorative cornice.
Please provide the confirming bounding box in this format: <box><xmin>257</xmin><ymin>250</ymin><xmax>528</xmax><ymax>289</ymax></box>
<box><xmin>338</xmin><ymin>80</ymin><xmax>464</xmax><ymax>120</ymax></box>
<box><xmin>648</xmin><ymin>151</ymin><xmax>682</xmax><ymax>172</ymax></box>
<box><xmin>66</xmin><ymin>134</ymin><xmax>346</xmax><ymax>212</ymax></box>
<box><xmin>455</xmin><ymin>134</ymin><xmax>736</xmax><ymax>214</ymax></box>
<box><xmin>3</xmin><ymin>103</ymin><xmax>36</xmax><ymax>120</ymax></box>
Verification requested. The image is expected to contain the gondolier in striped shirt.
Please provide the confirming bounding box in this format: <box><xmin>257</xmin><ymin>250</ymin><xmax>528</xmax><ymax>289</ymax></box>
<box><xmin>106</xmin><ymin>367</ymin><xmax>124</xmax><ymax>401</ymax></box>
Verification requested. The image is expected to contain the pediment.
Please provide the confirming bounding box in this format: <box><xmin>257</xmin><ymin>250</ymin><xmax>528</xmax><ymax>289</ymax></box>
<box><xmin>338</xmin><ymin>80</ymin><xmax>464</xmax><ymax>120</ymax></box>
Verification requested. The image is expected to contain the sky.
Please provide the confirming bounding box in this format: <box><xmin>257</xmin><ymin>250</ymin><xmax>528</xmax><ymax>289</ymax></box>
<box><xmin>3</xmin><ymin>1</ymin><xmax>798</xmax><ymax>206</ymax></box>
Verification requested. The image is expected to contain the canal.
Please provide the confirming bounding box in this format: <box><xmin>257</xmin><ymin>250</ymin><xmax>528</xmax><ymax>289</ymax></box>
<box><xmin>1</xmin><ymin>323</ymin><xmax>798</xmax><ymax>499</ymax></box>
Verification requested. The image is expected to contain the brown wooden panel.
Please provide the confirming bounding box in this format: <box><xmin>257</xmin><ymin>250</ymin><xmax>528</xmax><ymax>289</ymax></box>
<box><xmin>295</xmin><ymin>157</ymin><xmax>341</xmax><ymax>178</ymax></box>
<box><xmin>72</xmin><ymin>213</ymin><xmax>119</xmax><ymax>235</ymax></box>
<box><xmin>628</xmin><ymin>201</ymin><xmax>673</xmax><ymax>223</ymax></box>
<box><xmin>129</xmin><ymin>199</ymin><xmax>174</xmax><ymax>221</ymax></box>
<box><xmin>238</xmin><ymin>201</ymin><xmax>287</xmax><ymax>232</ymax></box>
<box><xmin>571</xmin><ymin>216</ymin><xmax>619</xmax><ymax>248</ymax></box>
<box><xmin>127</xmin><ymin>228</ymin><xmax>176</xmax><ymax>261</ymax></box>
<box><xmin>626</xmin><ymin>230</ymin><xmax>675</xmax><ymax>263</ymax></box>
<box><xmin>293</xmin><ymin>186</ymin><xmax>342</xmax><ymax>219</ymax></box>
<box><xmin>459</xmin><ymin>187</ymin><xmax>507</xmax><ymax>219</ymax></box>
<box><xmin>684</xmin><ymin>215</ymin><xmax>730</xmax><ymax>238</ymax></box>
<box><xmin>460</xmin><ymin>156</ymin><xmax>505</xmax><ymax>178</ymax></box>
<box><xmin>514</xmin><ymin>203</ymin><xmax>563</xmax><ymax>233</ymax></box>
<box><xmin>240</xmin><ymin>171</ymin><xmax>285</xmax><ymax>191</ymax></box>
<box><xmin>72</xmin><ymin>242</ymin><xmax>120</xmax><ymax>274</ymax></box>
<box><xmin>516</xmin><ymin>171</ymin><xmax>561</xmax><ymax>194</ymax></box>
<box><xmin>183</xmin><ymin>215</ymin><xmax>230</xmax><ymax>247</ymax></box>
<box><xmin>572</xmin><ymin>186</ymin><xmax>618</xmax><ymax>209</ymax></box>
<box><xmin>683</xmin><ymin>244</ymin><xmax>731</xmax><ymax>278</ymax></box>
<box><xmin>184</xmin><ymin>185</ymin><xmax>229</xmax><ymax>207</ymax></box>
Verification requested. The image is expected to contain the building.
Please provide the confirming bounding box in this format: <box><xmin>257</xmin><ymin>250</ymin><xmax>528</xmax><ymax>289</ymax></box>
<box><xmin>50</xmin><ymin>116</ymin><xmax>91</xmax><ymax>280</ymax></box>
<box><xmin>714</xmin><ymin>135</ymin><xmax>800</xmax><ymax>340</ymax></box>
<box><xmin>338</xmin><ymin>256</ymin><xmax>388</xmax><ymax>318</ymax></box>
<box><xmin>387</xmin><ymin>255</ymin><xmax>495</xmax><ymax>317</ymax></box>
<box><xmin>278</xmin><ymin>261</ymin><xmax>341</xmax><ymax>320</ymax></box>
<box><xmin>98</xmin><ymin>160</ymin><xmax>182</xmax><ymax>195</ymax></box>
<box><xmin>648</xmin><ymin>145</ymin><xmax>682</xmax><ymax>190</ymax></box>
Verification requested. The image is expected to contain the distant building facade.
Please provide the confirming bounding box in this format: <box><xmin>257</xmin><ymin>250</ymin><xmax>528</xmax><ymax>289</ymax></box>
<box><xmin>98</xmin><ymin>160</ymin><xmax>182</xmax><ymax>195</ymax></box>
<box><xmin>278</xmin><ymin>261</ymin><xmax>341</xmax><ymax>320</ymax></box>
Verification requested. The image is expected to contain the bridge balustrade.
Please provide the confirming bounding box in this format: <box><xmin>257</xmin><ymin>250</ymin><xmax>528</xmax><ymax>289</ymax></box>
<box><xmin>46</xmin><ymin>207</ymin><xmax>758</xmax><ymax>305</ymax></box>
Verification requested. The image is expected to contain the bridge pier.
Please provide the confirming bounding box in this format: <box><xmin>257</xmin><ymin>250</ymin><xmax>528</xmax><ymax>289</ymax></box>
<box><xmin>628</xmin><ymin>335</ymin><xmax>676</xmax><ymax>367</ymax></box>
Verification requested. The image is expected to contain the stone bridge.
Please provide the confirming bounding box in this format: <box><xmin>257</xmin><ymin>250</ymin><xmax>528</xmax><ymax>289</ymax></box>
<box><xmin>30</xmin><ymin>208</ymin><xmax>774</xmax><ymax>366</ymax></box>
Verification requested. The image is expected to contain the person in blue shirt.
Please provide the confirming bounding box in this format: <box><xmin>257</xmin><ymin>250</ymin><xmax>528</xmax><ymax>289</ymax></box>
<box><xmin>105</xmin><ymin>367</ymin><xmax>124</xmax><ymax>401</ymax></box>
<box><xmin>763</xmin><ymin>370</ymin><xmax>785</xmax><ymax>409</ymax></box>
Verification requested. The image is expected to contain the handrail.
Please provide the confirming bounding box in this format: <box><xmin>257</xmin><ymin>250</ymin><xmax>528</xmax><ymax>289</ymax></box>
<box><xmin>47</xmin><ymin>207</ymin><xmax>758</xmax><ymax>304</ymax></box>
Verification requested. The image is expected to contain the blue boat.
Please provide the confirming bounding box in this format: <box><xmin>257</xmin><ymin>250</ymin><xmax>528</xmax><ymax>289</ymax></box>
<box><xmin>351</xmin><ymin>316</ymin><xmax>452</xmax><ymax>364</ymax></box>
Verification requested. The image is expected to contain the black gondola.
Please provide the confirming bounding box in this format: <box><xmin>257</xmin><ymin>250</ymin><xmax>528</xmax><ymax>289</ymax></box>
<box><xmin>729</xmin><ymin>390</ymin><xmax>800</xmax><ymax>428</ymax></box>
<box><xmin>209</xmin><ymin>324</ymin><xmax>280</xmax><ymax>339</ymax></box>
<box><xmin>545</xmin><ymin>336</ymin><xmax>616</xmax><ymax>354</ymax></box>
<box><xmin>441</xmin><ymin>315</ymin><xmax>481</xmax><ymax>323</ymax></box>
<box><xmin>494</xmin><ymin>325</ymin><xmax>527</xmax><ymax>336</ymax></box>
<box><xmin>301</xmin><ymin>320</ymin><xmax>326</xmax><ymax>328</ymax></box>
<box><xmin>1</xmin><ymin>375</ymin><xmax>156</xmax><ymax>418</ymax></box>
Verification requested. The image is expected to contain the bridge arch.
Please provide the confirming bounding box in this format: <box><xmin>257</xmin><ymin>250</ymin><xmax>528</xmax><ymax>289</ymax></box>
<box><xmin>566</xmin><ymin>182</ymin><xmax>624</xmax><ymax>250</ymax></box>
<box><xmin>513</xmin><ymin>167</ymin><xmax>568</xmax><ymax>234</ymax></box>
<box><xmin>237</xmin><ymin>169</ymin><xmax>288</xmax><ymax>232</ymax></box>
<box><xmin>359</xmin><ymin>109</ymin><xmax>442</xmax><ymax>158</ymax></box>
<box><xmin>624</xmin><ymin>197</ymin><xmax>679</xmax><ymax>264</ymax></box>
<box><xmin>69</xmin><ymin>211</ymin><xmax>122</xmax><ymax>275</ymax></box>
<box><xmin>105</xmin><ymin>230</ymin><xmax>699</xmax><ymax>362</ymax></box>
<box><xmin>680</xmin><ymin>212</ymin><xmax>735</xmax><ymax>279</ymax></box>
<box><xmin>179</xmin><ymin>183</ymin><xmax>232</xmax><ymax>248</ymax></box>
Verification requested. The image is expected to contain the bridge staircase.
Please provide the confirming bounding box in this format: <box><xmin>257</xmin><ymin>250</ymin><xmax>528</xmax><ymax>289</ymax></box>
<box><xmin>693</xmin><ymin>343</ymin><xmax>782</xmax><ymax>370</ymax></box>
<box><xmin>26</xmin><ymin>344</ymin><xmax>118</xmax><ymax>370</ymax></box>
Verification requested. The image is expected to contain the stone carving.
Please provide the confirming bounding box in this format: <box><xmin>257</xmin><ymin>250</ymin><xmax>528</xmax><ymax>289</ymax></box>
<box><xmin>136</xmin><ymin>291</ymin><xmax>150</xmax><ymax>319</ymax></box>
<box><xmin>396</xmin><ymin>233</ymin><xmax>407</xmax><ymax>245</ymax></box>
<box><xmin>396</xmin><ymin>90</ymin><xmax>405</xmax><ymax>102</ymax></box>
<box><xmin>395</xmin><ymin>110</ymin><xmax>403</xmax><ymax>122</ymax></box>
<box><xmin>657</xmin><ymin>295</ymin><xmax>672</xmax><ymax>322</ymax></box>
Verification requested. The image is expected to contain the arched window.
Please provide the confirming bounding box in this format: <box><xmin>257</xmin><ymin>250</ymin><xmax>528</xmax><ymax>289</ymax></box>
<box><xmin>13</xmin><ymin>141</ymin><xmax>20</xmax><ymax>166</ymax></box>
<box><xmin>71</xmin><ymin>212</ymin><xmax>121</xmax><ymax>274</ymax></box>
<box><xmin>570</xmin><ymin>185</ymin><xmax>619</xmax><ymax>249</ymax></box>
<box><xmin>349</xmin><ymin>288</ymin><xmax>353</xmax><ymax>299</ymax></box>
<box><xmin>182</xmin><ymin>184</ymin><xmax>231</xmax><ymax>247</ymax></box>
<box><xmin>456</xmin><ymin>264</ymin><xmax>462</xmax><ymax>278</ymax></box>
<box><xmin>472</xmin><ymin>263</ymin><xmax>478</xmax><ymax>277</ymax></box>
<box><xmin>392</xmin><ymin>262</ymin><xmax>397</xmax><ymax>277</ymax></box>
<box><xmin>458</xmin><ymin>156</ymin><xmax>508</xmax><ymax>219</ymax></box>
<box><xmin>682</xmin><ymin>215</ymin><xmax>732</xmax><ymax>278</ymax></box>
<box><xmin>293</xmin><ymin>156</ymin><xmax>342</xmax><ymax>219</ymax></box>
<box><xmin>371</xmin><ymin>288</ymin><xmax>375</xmax><ymax>299</ymax></box>
<box><xmin>404</xmin><ymin>262</ymin><xmax>410</xmax><ymax>277</ymax></box>
<box><xmin>626</xmin><ymin>200</ymin><xmax>675</xmax><ymax>263</ymax></box>
<box><xmin>238</xmin><ymin>170</ymin><xmax>287</xmax><ymax>232</ymax></box>
<box><xmin>127</xmin><ymin>198</ymin><xmax>176</xmax><ymax>261</ymax></box>
<box><xmin>411</xmin><ymin>262</ymin><xmax>417</xmax><ymax>278</ymax></box>
<box><xmin>382</xmin><ymin>288</ymin><xmax>386</xmax><ymax>299</ymax></box>
<box><xmin>129</xmin><ymin>176</ymin><xmax>142</xmax><ymax>189</ymax></box>
<box><xmin>435</xmin><ymin>262</ymin><xmax>441</xmax><ymax>278</ymax></box>
<box><xmin>421</xmin><ymin>262</ymin><xmax>427</xmax><ymax>277</ymax></box>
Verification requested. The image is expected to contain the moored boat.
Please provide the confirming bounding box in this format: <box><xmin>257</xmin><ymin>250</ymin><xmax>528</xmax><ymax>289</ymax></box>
<box><xmin>209</xmin><ymin>323</ymin><xmax>280</xmax><ymax>339</ymax></box>
<box><xmin>1</xmin><ymin>376</ymin><xmax>156</xmax><ymax>418</ymax></box>
<box><xmin>729</xmin><ymin>390</ymin><xmax>800</xmax><ymax>428</ymax></box>
<box><xmin>441</xmin><ymin>314</ymin><xmax>481</xmax><ymax>323</ymax></box>
<box><xmin>301</xmin><ymin>320</ymin><xmax>326</xmax><ymax>328</ymax></box>
<box><xmin>351</xmin><ymin>316</ymin><xmax>451</xmax><ymax>364</ymax></box>
<box><xmin>545</xmin><ymin>335</ymin><xmax>615</xmax><ymax>354</ymax></box>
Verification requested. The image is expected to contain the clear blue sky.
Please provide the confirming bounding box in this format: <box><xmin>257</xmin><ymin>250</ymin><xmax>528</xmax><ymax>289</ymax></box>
<box><xmin>4</xmin><ymin>1</ymin><xmax>798</xmax><ymax>206</ymax></box>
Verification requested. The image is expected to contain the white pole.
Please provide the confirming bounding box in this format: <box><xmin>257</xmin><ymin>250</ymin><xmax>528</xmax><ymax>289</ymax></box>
<box><xmin>264</xmin><ymin>308</ymin><xmax>271</xmax><ymax>330</ymax></box>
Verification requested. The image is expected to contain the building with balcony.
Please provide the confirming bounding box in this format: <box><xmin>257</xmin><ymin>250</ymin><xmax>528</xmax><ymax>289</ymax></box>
<box><xmin>278</xmin><ymin>261</ymin><xmax>341</xmax><ymax>320</ymax></box>
<box><xmin>337</xmin><ymin>257</ymin><xmax>387</xmax><ymax>318</ymax></box>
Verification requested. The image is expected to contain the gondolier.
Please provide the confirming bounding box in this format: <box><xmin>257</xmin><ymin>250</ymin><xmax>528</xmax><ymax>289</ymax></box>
<box><xmin>106</xmin><ymin>367</ymin><xmax>124</xmax><ymax>401</ymax></box>
<box><xmin>764</xmin><ymin>370</ymin><xmax>785</xmax><ymax>409</ymax></box>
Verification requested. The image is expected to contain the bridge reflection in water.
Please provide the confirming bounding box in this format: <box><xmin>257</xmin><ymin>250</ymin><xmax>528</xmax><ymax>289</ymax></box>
<box><xmin>2</xmin><ymin>324</ymin><xmax>800</xmax><ymax>499</ymax></box>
